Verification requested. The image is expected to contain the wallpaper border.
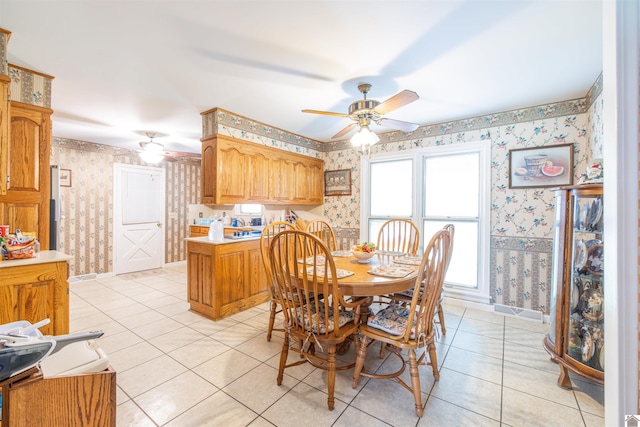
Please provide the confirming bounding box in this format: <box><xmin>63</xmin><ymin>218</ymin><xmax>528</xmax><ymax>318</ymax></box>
<box><xmin>208</xmin><ymin>73</ymin><xmax>603</xmax><ymax>155</ymax></box>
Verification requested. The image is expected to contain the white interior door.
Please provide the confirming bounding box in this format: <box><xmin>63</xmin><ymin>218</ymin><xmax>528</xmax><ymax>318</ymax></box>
<box><xmin>113</xmin><ymin>164</ymin><xmax>166</xmax><ymax>274</ymax></box>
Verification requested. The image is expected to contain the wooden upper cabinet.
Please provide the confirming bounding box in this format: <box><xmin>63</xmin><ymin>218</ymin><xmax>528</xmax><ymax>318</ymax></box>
<box><xmin>200</xmin><ymin>135</ymin><xmax>324</xmax><ymax>205</ymax></box>
<box><xmin>9</xmin><ymin>105</ymin><xmax>45</xmax><ymax>191</ymax></box>
<box><xmin>0</xmin><ymin>101</ymin><xmax>52</xmax><ymax>249</ymax></box>
<box><xmin>270</xmin><ymin>157</ymin><xmax>293</xmax><ymax>202</ymax></box>
<box><xmin>291</xmin><ymin>161</ymin><xmax>310</xmax><ymax>203</ymax></box>
<box><xmin>308</xmin><ymin>161</ymin><xmax>325</xmax><ymax>204</ymax></box>
<box><xmin>0</xmin><ymin>76</ymin><xmax>9</xmax><ymax>196</ymax></box>
<box><xmin>217</xmin><ymin>144</ymin><xmax>246</xmax><ymax>203</ymax></box>
<box><xmin>201</xmin><ymin>141</ymin><xmax>216</xmax><ymax>204</ymax></box>
<box><xmin>245</xmin><ymin>150</ymin><xmax>270</xmax><ymax>201</ymax></box>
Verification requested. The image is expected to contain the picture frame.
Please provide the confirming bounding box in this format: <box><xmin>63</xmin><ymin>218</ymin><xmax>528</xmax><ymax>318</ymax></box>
<box><xmin>509</xmin><ymin>143</ymin><xmax>573</xmax><ymax>189</ymax></box>
<box><xmin>325</xmin><ymin>169</ymin><xmax>351</xmax><ymax>196</ymax></box>
<box><xmin>60</xmin><ymin>169</ymin><xmax>72</xmax><ymax>187</ymax></box>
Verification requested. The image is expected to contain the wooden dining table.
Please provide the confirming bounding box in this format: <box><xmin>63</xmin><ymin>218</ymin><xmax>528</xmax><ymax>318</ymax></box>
<box><xmin>332</xmin><ymin>252</ymin><xmax>419</xmax><ymax>298</ymax></box>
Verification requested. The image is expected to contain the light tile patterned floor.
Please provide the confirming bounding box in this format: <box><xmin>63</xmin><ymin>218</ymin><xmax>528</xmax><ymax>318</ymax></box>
<box><xmin>69</xmin><ymin>264</ymin><xmax>604</xmax><ymax>427</ymax></box>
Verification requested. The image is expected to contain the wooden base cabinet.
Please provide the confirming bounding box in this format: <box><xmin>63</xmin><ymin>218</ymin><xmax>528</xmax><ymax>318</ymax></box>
<box><xmin>543</xmin><ymin>184</ymin><xmax>603</xmax><ymax>387</ymax></box>
<box><xmin>0</xmin><ymin>366</ymin><xmax>116</xmax><ymax>427</ymax></box>
<box><xmin>0</xmin><ymin>252</ymin><xmax>71</xmax><ymax>336</ymax></box>
<box><xmin>187</xmin><ymin>239</ymin><xmax>269</xmax><ymax>320</ymax></box>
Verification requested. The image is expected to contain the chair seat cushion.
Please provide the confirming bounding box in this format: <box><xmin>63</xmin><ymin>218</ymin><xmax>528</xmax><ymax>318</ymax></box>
<box><xmin>296</xmin><ymin>305</ymin><xmax>355</xmax><ymax>334</ymax></box>
<box><xmin>367</xmin><ymin>303</ymin><xmax>414</xmax><ymax>337</ymax></box>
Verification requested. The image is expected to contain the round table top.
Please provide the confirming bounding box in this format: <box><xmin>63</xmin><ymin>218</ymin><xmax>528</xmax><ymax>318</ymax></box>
<box><xmin>333</xmin><ymin>253</ymin><xmax>418</xmax><ymax>297</ymax></box>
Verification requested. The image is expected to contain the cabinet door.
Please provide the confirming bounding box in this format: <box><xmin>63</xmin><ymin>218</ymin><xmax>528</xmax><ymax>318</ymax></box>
<box><xmin>246</xmin><ymin>245</ymin><xmax>268</xmax><ymax>297</ymax></box>
<box><xmin>0</xmin><ymin>78</ymin><xmax>9</xmax><ymax>196</ymax></box>
<box><xmin>270</xmin><ymin>157</ymin><xmax>293</xmax><ymax>202</ymax></box>
<box><xmin>217</xmin><ymin>145</ymin><xmax>246</xmax><ymax>204</ymax></box>
<box><xmin>291</xmin><ymin>161</ymin><xmax>310</xmax><ymax>203</ymax></box>
<box><xmin>0</xmin><ymin>261</ymin><xmax>69</xmax><ymax>335</ymax></box>
<box><xmin>187</xmin><ymin>249</ymin><xmax>215</xmax><ymax>317</ymax></box>
<box><xmin>0</xmin><ymin>102</ymin><xmax>51</xmax><ymax>249</ymax></box>
<box><xmin>245</xmin><ymin>151</ymin><xmax>270</xmax><ymax>201</ymax></box>
<box><xmin>0</xmin><ymin>280</ymin><xmax>53</xmax><ymax>335</ymax></box>
<box><xmin>308</xmin><ymin>161</ymin><xmax>325</xmax><ymax>204</ymax></box>
<box><xmin>201</xmin><ymin>140</ymin><xmax>216</xmax><ymax>204</ymax></box>
<box><xmin>563</xmin><ymin>189</ymin><xmax>604</xmax><ymax>375</ymax></box>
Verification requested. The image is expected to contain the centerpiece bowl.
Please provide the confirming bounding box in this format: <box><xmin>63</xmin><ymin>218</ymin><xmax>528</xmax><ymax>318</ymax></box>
<box><xmin>352</xmin><ymin>243</ymin><xmax>376</xmax><ymax>264</ymax></box>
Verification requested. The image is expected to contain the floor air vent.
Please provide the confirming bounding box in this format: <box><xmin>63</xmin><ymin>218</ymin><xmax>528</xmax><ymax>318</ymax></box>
<box><xmin>493</xmin><ymin>304</ymin><xmax>543</xmax><ymax>322</ymax></box>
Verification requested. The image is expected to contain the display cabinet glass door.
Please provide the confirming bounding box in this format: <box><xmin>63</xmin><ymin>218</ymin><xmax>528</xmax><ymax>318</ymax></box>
<box><xmin>565</xmin><ymin>191</ymin><xmax>604</xmax><ymax>373</ymax></box>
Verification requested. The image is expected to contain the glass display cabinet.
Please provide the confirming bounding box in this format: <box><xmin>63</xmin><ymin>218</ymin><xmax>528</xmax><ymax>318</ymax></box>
<box><xmin>543</xmin><ymin>184</ymin><xmax>603</xmax><ymax>388</ymax></box>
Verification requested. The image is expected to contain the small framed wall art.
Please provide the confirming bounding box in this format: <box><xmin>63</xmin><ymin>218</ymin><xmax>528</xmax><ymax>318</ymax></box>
<box><xmin>60</xmin><ymin>169</ymin><xmax>72</xmax><ymax>187</ymax></box>
<box><xmin>509</xmin><ymin>143</ymin><xmax>573</xmax><ymax>189</ymax></box>
<box><xmin>325</xmin><ymin>169</ymin><xmax>351</xmax><ymax>196</ymax></box>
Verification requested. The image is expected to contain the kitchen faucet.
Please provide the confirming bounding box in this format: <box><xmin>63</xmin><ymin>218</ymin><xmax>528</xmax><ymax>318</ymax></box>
<box><xmin>235</xmin><ymin>217</ymin><xmax>246</xmax><ymax>226</ymax></box>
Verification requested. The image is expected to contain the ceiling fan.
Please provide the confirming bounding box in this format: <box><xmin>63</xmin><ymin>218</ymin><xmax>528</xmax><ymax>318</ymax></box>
<box><xmin>302</xmin><ymin>83</ymin><xmax>420</xmax><ymax>140</ymax></box>
<box><xmin>138</xmin><ymin>132</ymin><xmax>199</xmax><ymax>163</ymax></box>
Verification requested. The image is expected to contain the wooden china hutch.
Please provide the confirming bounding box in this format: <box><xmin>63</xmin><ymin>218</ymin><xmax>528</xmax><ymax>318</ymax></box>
<box><xmin>543</xmin><ymin>184</ymin><xmax>604</xmax><ymax>388</ymax></box>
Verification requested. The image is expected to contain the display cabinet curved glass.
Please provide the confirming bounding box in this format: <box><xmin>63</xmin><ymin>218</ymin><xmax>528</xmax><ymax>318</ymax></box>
<box><xmin>543</xmin><ymin>184</ymin><xmax>603</xmax><ymax>388</ymax></box>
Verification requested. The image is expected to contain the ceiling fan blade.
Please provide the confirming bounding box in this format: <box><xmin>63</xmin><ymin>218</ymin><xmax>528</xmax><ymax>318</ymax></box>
<box><xmin>332</xmin><ymin>123</ymin><xmax>358</xmax><ymax>139</ymax></box>
<box><xmin>373</xmin><ymin>90</ymin><xmax>419</xmax><ymax>115</ymax></box>
<box><xmin>163</xmin><ymin>155</ymin><xmax>178</xmax><ymax>162</ymax></box>
<box><xmin>302</xmin><ymin>109</ymin><xmax>349</xmax><ymax>118</ymax></box>
<box><xmin>377</xmin><ymin>118</ymin><xmax>420</xmax><ymax>132</ymax></box>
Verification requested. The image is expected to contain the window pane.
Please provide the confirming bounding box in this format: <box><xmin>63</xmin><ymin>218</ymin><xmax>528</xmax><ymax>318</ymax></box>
<box><xmin>239</xmin><ymin>204</ymin><xmax>262</xmax><ymax>215</ymax></box>
<box><xmin>424</xmin><ymin>153</ymin><xmax>479</xmax><ymax>217</ymax></box>
<box><xmin>368</xmin><ymin>219</ymin><xmax>387</xmax><ymax>244</ymax></box>
<box><xmin>424</xmin><ymin>220</ymin><xmax>477</xmax><ymax>288</ymax></box>
<box><xmin>370</xmin><ymin>159</ymin><xmax>412</xmax><ymax>217</ymax></box>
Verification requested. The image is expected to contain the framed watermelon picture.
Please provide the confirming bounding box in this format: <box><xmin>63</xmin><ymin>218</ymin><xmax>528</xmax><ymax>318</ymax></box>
<box><xmin>509</xmin><ymin>143</ymin><xmax>574</xmax><ymax>189</ymax></box>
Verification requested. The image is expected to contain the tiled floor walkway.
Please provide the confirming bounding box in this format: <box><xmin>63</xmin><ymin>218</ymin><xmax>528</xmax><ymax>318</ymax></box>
<box><xmin>69</xmin><ymin>263</ymin><xmax>604</xmax><ymax>426</ymax></box>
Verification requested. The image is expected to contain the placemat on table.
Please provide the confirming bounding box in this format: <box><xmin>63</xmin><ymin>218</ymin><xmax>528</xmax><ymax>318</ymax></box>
<box><xmin>376</xmin><ymin>250</ymin><xmax>406</xmax><ymax>256</ymax></box>
<box><xmin>393</xmin><ymin>255</ymin><xmax>422</xmax><ymax>266</ymax></box>
<box><xmin>297</xmin><ymin>255</ymin><xmax>326</xmax><ymax>265</ymax></box>
<box><xmin>330</xmin><ymin>250</ymin><xmax>352</xmax><ymax>257</ymax></box>
<box><xmin>368</xmin><ymin>265</ymin><xmax>415</xmax><ymax>278</ymax></box>
<box><xmin>305</xmin><ymin>267</ymin><xmax>354</xmax><ymax>279</ymax></box>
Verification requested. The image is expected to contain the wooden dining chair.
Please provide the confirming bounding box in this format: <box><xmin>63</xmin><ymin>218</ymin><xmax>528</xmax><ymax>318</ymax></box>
<box><xmin>390</xmin><ymin>224</ymin><xmax>455</xmax><ymax>335</ymax></box>
<box><xmin>268</xmin><ymin>229</ymin><xmax>367</xmax><ymax>410</ymax></box>
<box><xmin>305</xmin><ymin>219</ymin><xmax>338</xmax><ymax>252</ymax></box>
<box><xmin>435</xmin><ymin>224</ymin><xmax>455</xmax><ymax>334</ymax></box>
<box><xmin>260</xmin><ymin>221</ymin><xmax>295</xmax><ymax>341</ymax></box>
<box><xmin>352</xmin><ymin>228</ymin><xmax>451</xmax><ymax>417</ymax></box>
<box><xmin>376</xmin><ymin>219</ymin><xmax>420</xmax><ymax>255</ymax></box>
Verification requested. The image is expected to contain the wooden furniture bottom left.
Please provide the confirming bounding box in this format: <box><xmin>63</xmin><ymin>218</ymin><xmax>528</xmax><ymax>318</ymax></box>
<box><xmin>0</xmin><ymin>366</ymin><xmax>116</xmax><ymax>426</ymax></box>
<box><xmin>186</xmin><ymin>237</ymin><xmax>269</xmax><ymax>320</ymax></box>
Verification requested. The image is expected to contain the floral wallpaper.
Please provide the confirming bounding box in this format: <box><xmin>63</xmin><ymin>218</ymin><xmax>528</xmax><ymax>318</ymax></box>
<box><xmin>214</xmin><ymin>74</ymin><xmax>603</xmax><ymax>315</ymax></box>
<box><xmin>0</xmin><ymin>28</ymin><xmax>9</xmax><ymax>76</ymax></box>
<box><xmin>51</xmin><ymin>138</ymin><xmax>200</xmax><ymax>276</ymax></box>
<box><xmin>8</xmin><ymin>64</ymin><xmax>52</xmax><ymax>108</ymax></box>
<box><xmin>50</xmin><ymin>73</ymin><xmax>602</xmax><ymax>316</ymax></box>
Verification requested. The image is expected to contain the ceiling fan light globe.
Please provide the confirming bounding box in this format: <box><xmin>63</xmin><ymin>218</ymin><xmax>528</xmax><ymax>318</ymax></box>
<box><xmin>139</xmin><ymin>151</ymin><xmax>164</xmax><ymax>163</ymax></box>
<box><xmin>351</xmin><ymin>127</ymin><xmax>379</xmax><ymax>148</ymax></box>
<box><xmin>145</xmin><ymin>141</ymin><xmax>164</xmax><ymax>153</ymax></box>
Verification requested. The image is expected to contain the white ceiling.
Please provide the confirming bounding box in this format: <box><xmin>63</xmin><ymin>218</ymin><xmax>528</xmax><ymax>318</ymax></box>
<box><xmin>1</xmin><ymin>0</ymin><xmax>602</xmax><ymax>154</ymax></box>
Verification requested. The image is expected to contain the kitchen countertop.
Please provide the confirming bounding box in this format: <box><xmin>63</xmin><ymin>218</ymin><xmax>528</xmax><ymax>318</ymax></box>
<box><xmin>185</xmin><ymin>235</ymin><xmax>262</xmax><ymax>245</ymax></box>
<box><xmin>0</xmin><ymin>250</ymin><xmax>73</xmax><ymax>268</ymax></box>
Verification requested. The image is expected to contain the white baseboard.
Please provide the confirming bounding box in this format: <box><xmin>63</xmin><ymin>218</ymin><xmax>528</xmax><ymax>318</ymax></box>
<box><xmin>442</xmin><ymin>296</ymin><xmax>494</xmax><ymax>312</ymax></box>
<box><xmin>443</xmin><ymin>297</ymin><xmax>551</xmax><ymax>324</ymax></box>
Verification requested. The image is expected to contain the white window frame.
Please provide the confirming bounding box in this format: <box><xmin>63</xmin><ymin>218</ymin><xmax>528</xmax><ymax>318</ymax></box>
<box><xmin>360</xmin><ymin>140</ymin><xmax>491</xmax><ymax>304</ymax></box>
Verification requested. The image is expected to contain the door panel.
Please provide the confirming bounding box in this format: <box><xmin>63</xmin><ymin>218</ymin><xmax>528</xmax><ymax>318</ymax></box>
<box><xmin>114</xmin><ymin>164</ymin><xmax>165</xmax><ymax>274</ymax></box>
